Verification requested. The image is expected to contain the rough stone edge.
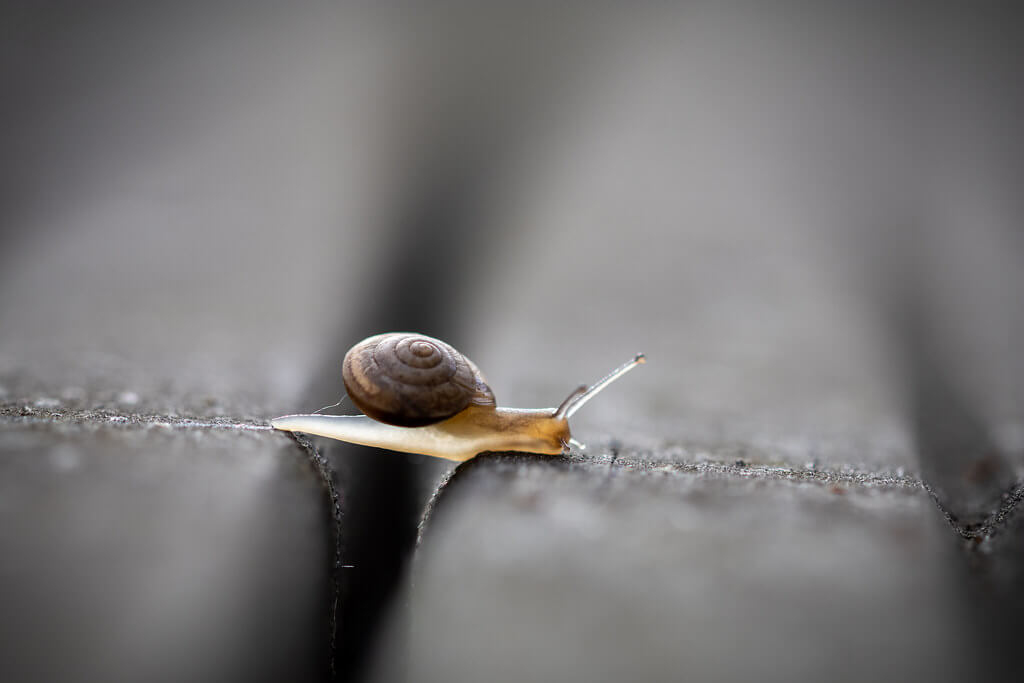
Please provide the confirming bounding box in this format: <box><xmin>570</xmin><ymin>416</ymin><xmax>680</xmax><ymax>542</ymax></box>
<box><xmin>5</xmin><ymin>403</ymin><xmax>1024</xmax><ymax>555</ymax></box>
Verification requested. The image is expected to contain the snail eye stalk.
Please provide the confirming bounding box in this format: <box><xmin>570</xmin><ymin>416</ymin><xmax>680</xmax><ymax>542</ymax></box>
<box><xmin>554</xmin><ymin>353</ymin><xmax>646</xmax><ymax>420</ymax></box>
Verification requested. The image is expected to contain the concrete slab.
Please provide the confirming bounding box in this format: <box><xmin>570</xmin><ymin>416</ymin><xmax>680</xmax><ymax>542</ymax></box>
<box><xmin>3</xmin><ymin>5</ymin><xmax>1022</xmax><ymax>682</ymax></box>
<box><xmin>0</xmin><ymin>421</ymin><xmax>328</xmax><ymax>682</ymax></box>
<box><xmin>371</xmin><ymin>452</ymin><xmax>971</xmax><ymax>683</ymax></box>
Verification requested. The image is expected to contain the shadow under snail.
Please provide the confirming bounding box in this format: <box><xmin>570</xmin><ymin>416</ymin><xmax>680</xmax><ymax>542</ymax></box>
<box><xmin>271</xmin><ymin>332</ymin><xmax>645</xmax><ymax>461</ymax></box>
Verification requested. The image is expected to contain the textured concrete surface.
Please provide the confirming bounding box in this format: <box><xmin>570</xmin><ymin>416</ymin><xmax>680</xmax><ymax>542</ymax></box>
<box><xmin>0</xmin><ymin>420</ymin><xmax>327</xmax><ymax>682</ymax></box>
<box><xmin>1</xmin><ymin>6</ymin><xmax>392</xmax><ymax>680</ymax></box>
<box><xmin>373</xmin><ymin>452</ymin><xmax>969</xmax><ymax>683</ymax></box>
<box><xmin>365</xmin><ymin>7</ymin><xmax>1022</xmax><ymax>683</ymax></box>
<box><xmin>3</xmin><ymin>3</ymin><xmax>1023</xmax><ymax>683</ymax></box>
<box><xmin>0</xmin><ymin>3</ymin><xmax>391</xmax><ymax>419</ymax></box>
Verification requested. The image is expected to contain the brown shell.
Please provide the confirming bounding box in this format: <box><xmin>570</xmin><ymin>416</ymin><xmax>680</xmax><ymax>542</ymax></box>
<box><xmin>342</xmin><ymin>332</ymin><xmax>495</xmax><ymax>427</ymax></box>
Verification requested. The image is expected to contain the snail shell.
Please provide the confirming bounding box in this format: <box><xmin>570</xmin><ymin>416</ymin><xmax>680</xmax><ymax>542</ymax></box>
<box><xmin>342</xmin><ymin>332</ymin><xmax>496</xmax><ymax>427</ymax></box>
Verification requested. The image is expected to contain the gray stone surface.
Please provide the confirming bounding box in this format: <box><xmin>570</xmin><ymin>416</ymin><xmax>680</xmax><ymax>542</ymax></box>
<box><xmin>373</xmin><ymin>453</ymin><xmax>970</xmax><ymax>683</ymax></box>
<box><xmin>0</xmin><ymin>420</ymin><xmax>326</xmax><ymax>682</ymax></box>
<box><xmin>1</xmin><ymin>6</ymin><xmax>393</xmax><ymax>680</ymax></box>
<box><xmin>0</xmin><ymin>3</ymin><xmax>392</xmax><ymax>419</ymax></box>
<box><xmin>3</xmin><ymin>3</ymin><xmax>1023</xmax><ymax>683</ymax></box>
<box><xmin>365</xmin><ymin>7</ymin><xmax>1023</xmax><ymax>683</ymax></box>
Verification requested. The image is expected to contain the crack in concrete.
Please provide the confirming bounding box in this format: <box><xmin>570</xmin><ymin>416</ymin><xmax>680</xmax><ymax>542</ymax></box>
<box><xmin>287</xmin><ymin>432</ymin><xmax>344</xmax><ymax>682</ymax></box>
<box><xmin>924</xmin><ymin>479</ymin><xmax>1024</xmax><ymax>541</ymax></box>
<box><xmin>417</xmin><ymin>457</ymin><xmax>480</xmax><ymax>547</ymax></box>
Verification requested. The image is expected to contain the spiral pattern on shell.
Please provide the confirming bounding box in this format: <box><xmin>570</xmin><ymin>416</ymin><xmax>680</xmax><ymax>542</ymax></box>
<box><xmin>342</xmin><ymin>333</ymin><xmax>495</xmax><ymax>427</ymax></box>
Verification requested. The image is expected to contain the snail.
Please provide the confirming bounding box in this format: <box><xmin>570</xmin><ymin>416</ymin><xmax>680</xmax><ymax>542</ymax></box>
<box><xmin>271</xmin><ymin>332</ymin><xmax>645</xmax><ymax>461</ymax></box>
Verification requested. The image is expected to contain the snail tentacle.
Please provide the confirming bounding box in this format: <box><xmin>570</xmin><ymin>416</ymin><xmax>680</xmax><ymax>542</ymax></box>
<box><xmin>558</xmin><ymin>353</ymin><xmax>646</xmax><ymax>419</ymax></box>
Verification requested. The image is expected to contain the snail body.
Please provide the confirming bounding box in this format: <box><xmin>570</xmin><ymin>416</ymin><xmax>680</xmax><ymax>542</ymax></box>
<box><xmin>272</xmin><ymin>332</ymin><xmax>644</xmax><ymax>462</ymax></box>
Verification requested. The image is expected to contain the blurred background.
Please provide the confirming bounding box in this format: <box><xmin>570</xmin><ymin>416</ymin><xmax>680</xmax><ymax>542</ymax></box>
<box><xmin>2</xmin><ymin>2</ymin><xmax>1022</xmax><ymax>682</ymax></box>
